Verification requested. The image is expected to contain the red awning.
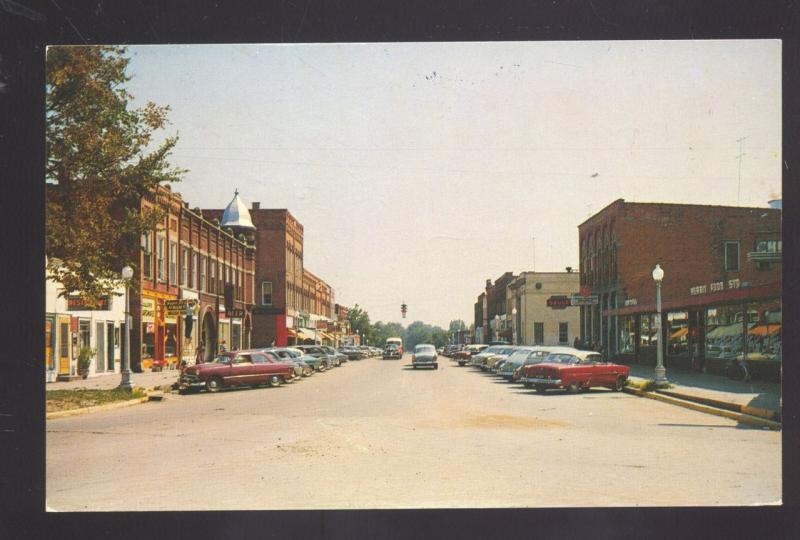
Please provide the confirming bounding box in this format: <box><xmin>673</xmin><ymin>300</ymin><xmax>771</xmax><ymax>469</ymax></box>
<box><xmin>749</xmin><ymin>324</ymin><xmax>781</xmax><ymax>336</ymax></box>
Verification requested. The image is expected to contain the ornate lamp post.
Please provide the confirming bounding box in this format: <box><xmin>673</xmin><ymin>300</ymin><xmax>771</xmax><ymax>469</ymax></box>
<box><xmin>652</xmin><ymin>264</ymin><xmax>668</xmax><ymax>385</ymax></box>
<box><xmin>511</xmin><ymin>307</ymin><xmax>518</xmax><ymax>344</ymax></box>
<box><xmin>120</xmin><ymin>265</ymin><xmax>134</xmax><ymax>390</ymax></box>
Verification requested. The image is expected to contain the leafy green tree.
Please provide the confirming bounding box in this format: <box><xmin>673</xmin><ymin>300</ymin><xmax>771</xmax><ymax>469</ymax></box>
<box><xmin>448</xmin><ymin>320</ymin><xmax>467</xmax><ymax>333</ymax></box>
<box><xmin>46</xmin><ymin>46</ymin><xmax>184</xmax><ymax>304</ymax></box>
<box><xmin>346</xmin><ymin>304</ymin><xmax>372</xmax><ymax>343</ymax></box>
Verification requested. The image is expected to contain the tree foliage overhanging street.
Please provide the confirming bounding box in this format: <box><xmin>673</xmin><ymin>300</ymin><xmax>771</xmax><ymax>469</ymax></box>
<box><xmin>46</xmin><ymin>46</ymin><xmax>185</xmax><ymax>304</ymax></box>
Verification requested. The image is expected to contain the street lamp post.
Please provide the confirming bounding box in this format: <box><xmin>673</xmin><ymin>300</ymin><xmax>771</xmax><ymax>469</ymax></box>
<box><xmin>120</xmin><ymin>265</ymin><xmax>134</xmax><ymax>390</ymax></box>
<box><xmin>652</xmin><ymin>264</ymin><xmax>668</xmax><ymax>385</ymax></box>
<box><xmin>512</xmin><ymin>307</ymin><xmax>518</xmax><ymax>344</ymax></box>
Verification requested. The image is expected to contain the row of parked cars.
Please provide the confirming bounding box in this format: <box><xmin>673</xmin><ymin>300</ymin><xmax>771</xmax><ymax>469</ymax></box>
<box><xmin>177</xmin><ymin>344</ymin><xmax>377</xmax><ymax>394</ymax></box>
<box><xmin>443</xmin><ymin>343</ymin><xmax>630</xmax><ymax>394</ymax></box>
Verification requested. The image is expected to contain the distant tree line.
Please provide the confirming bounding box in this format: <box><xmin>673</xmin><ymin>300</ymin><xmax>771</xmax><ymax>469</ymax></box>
<box><xmin>346</xmin><ymin>307</ymin><xmax>468</xmax><ymax>351</ymax></box>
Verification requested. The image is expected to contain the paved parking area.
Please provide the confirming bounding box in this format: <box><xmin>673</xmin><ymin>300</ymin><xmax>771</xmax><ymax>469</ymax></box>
<box><xmin>46</xmin><ymin>355</ymin><xmax>781</xmax><ymax>510</ymax></box>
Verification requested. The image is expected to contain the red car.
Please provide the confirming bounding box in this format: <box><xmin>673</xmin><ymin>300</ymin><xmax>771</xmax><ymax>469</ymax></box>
<box><xmin>518</xmin><ymin>350</ymin><xmax>629</xmax><ymax>394</ymax></box>
<box><xmin>179</xmin><ymin>349</ymin><xmax>294</xmax><ymax>393</ymax></box>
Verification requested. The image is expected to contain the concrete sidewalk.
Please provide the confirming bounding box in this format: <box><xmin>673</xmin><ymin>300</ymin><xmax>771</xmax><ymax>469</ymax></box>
<box><xmin>46</xmin><ymin>369</ymin><xmax>180</xmax><ymax>391</ymax></box>
<box><xmin>627</xmin><ymin>364</ymin><xmax>781</xmax><ymax>420</ymax></box>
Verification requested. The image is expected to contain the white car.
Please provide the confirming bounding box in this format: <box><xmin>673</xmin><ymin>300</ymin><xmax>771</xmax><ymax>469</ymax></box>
<box><xmin>412</xmin><ymin>344</ymin><xmax>438</xmax><ymax>370</ymax></box>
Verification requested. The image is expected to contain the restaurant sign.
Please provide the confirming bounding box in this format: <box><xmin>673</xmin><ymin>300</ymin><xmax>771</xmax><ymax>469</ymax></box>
<box><xmin>67</xmin><ymin>294</ymin><xmax>110</xmax><ymax>311</ymax></box>
<box><xmin>547</xmin><ymin>295</ymin><xmax>571</xmax><ymax>309</ymax></box>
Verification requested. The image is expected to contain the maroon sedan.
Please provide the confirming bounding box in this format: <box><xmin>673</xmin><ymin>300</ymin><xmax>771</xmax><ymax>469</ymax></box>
<box><xmin>518</xmin><ymin>350</ymin><xmax>630</xmax><ymax>394</ymax></box>
<box><xmin>179</xmin><ymin>350</ymin><xmax>294</xmax><ymax>393</ymax></box>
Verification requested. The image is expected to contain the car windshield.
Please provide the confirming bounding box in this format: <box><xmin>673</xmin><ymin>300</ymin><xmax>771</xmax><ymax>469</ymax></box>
<box><xmin>545</xmin><ymin>353</ymin><xmax>579</xmax><ymax>364</ymax></box>
<box><xmin>523</xmin><ymin>351</ymin><xmax>549</xmax><ymax>364</ymax></box>
<box><xmin>507</xmin><ymin>350</ymin><xmax>533</xmax><ymax>361</ymax></box>
<box><xmin>415</xmin><ymin>345</ymin><xmax>435</xmax><ymax>354</ymax></box>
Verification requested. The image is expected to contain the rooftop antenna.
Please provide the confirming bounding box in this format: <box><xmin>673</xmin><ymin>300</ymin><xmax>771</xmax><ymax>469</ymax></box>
<box><xmin>736</xmin><ymin>136</ymin><xmax>747</xmax><ymax>205</ymax></box>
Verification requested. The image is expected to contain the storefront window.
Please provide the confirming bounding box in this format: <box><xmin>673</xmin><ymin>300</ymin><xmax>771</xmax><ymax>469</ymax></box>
<box><xmin>746</xmin><ymin>300</ymin><xmax>781</xmax><ymax>361</ymax></box>
<box><xmin>231</xmin><ymin>323</ymin><xmax>241</xmax><ymax>352</ymax></box>
<box><xmin>705</xmin><ymin>305</ymin><xmax>748</xmax><ymax>360</ymax></box>
<box><xmin>639</xmin><ymin>314</ymin><xmax>656</xmax><ymax>348</ymax></box>
<box><xmin>618</xmin><ymin>315</ymin><xmax>635</xmax><ymax>354</ymax></box>
<box><xmin>165</xmin><ymin>323</ymin><xmax>178</xmax><ymax>357</ymax></box>
<box><xmin>142</xmin><ymin>322</ymin><xmax>155</xmax><ymax>359</ymax></box>
<box><xmin>79</xmin><ymin>319</ymin><xmax>91</xmax><ymax>349</ymax></box>
<box><xmin>219</xmin><ymin>322</ymin><xmax>230</xmax><ymax>353</ymax></box>
<box><xmin>667</xmin><ymin>311</ymin><xmax>689</xmax><ymax>357</ymax></box>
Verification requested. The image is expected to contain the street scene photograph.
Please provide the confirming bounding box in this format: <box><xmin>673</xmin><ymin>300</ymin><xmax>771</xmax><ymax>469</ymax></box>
<box><xmin>45</xmin><ymin>40</ymin><xmax>782</xmax><ymax>511</ymax></box>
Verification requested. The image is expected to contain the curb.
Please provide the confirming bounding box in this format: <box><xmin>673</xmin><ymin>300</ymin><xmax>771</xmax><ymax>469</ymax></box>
<box><xmin>656</xmin><ymin>388</ymin><xmax>781</xmax><ymax>422</ymax></box>
<box><xmin>623</xmin><ymin>386</ymin><xmax>781</xmax><ymax>430</ymax></box>
<box><xmin>46</xmin><ymin>393</ymin><xmax>155</xmax><ymax>420</ymax></box>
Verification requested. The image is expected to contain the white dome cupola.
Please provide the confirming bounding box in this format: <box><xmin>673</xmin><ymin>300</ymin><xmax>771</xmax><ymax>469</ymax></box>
<box><xmin>220</xmin><ymin>189</ymin><xmax>255</xmax><ymax>230</ymax></box>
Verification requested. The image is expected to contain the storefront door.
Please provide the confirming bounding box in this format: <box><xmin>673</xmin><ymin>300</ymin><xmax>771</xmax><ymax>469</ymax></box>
<box><xmin>107</xmin><ymin>322</ymin><xmax>115</xmax><ymax>371</ymax></box>
<box><xmin>58</xmin><ymin>316</ymin><xmax>70</xmax><ymax>375</ymax></box>
<box><xmin>96</xmin><ymin>322</ymin><xmax>105</xmax><ymax>373</ymax></box>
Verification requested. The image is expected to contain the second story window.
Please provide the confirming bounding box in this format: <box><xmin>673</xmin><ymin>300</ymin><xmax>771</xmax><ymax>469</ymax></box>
<box><xmin>191</xmin><ymin>252</ymin><xmax>197</xmax><ymax>289</ymax></box>
<box><xmin>157</xmin><ymin>237</ymin><xmax>165</xmax><ymax>282</ymax></box>
<box><xmin>169</xmin><ymin>242</ymin><xmax>177</xmax><ymax>285</ymax></box>
<box><xmin>724</xmin><ymin>241</ymin><xmax>740</xmax><ymax>272</ymax></box>
<box><xmin>141</xmin><ymin>231</ymin><xmax>152</xmax><ymax>279</ymax></box>
<box><xmin>199</xmin><ymin>256</ymin><xmax>207</xmax><ymax>292</ymax></box>
<box><xmin>181</xmin><ymin>248</ymin><xmax>188</xmax><ymax>286</ymax></box>
<box><xmin>209</xmin><ymin>260</ymin><xmax>216</xmax><ymax>293</ymax></box>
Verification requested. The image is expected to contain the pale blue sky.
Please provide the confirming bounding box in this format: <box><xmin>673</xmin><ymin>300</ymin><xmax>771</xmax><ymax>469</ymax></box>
<box><xmin>124</xmin><ymin>40</ymin><xmax>781</xmax><ymax>328</ymax></box>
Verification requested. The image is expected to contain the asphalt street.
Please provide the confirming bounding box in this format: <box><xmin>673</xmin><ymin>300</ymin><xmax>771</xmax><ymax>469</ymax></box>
<box><xmin>46</xmin><ymin>354</ymin><xmax>781</xmax><ymax>510</ymax></box>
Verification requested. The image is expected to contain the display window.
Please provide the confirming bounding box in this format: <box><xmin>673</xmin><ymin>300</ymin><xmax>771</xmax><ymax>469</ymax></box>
<box><xmin>667</xmin><ymin>311</ymin><xmax>689</xmax><ymax>357</ymax></box>
<box><xmin>141</xmin><ymin>297</ymin><xmax>156</xmax><ymax>360</ymax></box>
<box><xmin>745</xmin><ymin>300</ymin><xmax>781</xmax><ymax>362</ymax></box>
<box><xmin>165</xmin><ymin>323</ymin><xmax>178</xmax><ymax>357</ymax></box>
<box><xmin>618</xmin><ymin>315</ymin><xmax>636</xmax><ymax>354</ymax></box>
<box><xmin>705</xmin><ymin>305</ymin><xmax>748</xmax><ymax>360</ymax></box>
<box><xmin>639</xmin><ymin>314</ymin><xmax>657</xmax><ymax>348</ymax></box>
<box><xmin>231</xmin><ymin>322</ymin><xmax>242</xmax><ymax>352</ymax></box>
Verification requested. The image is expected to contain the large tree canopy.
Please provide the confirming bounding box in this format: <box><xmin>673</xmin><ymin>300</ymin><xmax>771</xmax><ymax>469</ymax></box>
<box><xmin>46</xmin><ymin>45</ymin><xmax>184</xmax><ymax>303</ymax></box>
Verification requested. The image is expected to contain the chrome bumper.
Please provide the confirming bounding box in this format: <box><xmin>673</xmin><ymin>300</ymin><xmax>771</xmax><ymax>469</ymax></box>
<box><xmin>520</xmin><ymin>377</ymin><xmax>562</xmax><ymax>385</ymax></box>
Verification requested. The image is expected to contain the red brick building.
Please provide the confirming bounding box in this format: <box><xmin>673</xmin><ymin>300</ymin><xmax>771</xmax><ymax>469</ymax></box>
<box><xmin>133</xmin><ymin>187</ymin><xmax>255</xmax><ymax>370</ymax></box>
<box><xmin>578</xmin><ymin>199</ymin><xmax>781</xmax><ymax>377</ymax></box>
<box><xmin>204</xmin><ymin>202</ymin><xmax>335</xmax><ymax>347</ymax></box>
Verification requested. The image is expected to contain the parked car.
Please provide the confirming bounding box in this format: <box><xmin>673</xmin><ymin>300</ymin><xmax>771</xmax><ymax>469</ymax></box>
<box><xmin>262</xmin><ymin>347</ymin><xmax>313</xmax><ymax>377</ymax></box>
<box><xmin>482</xmin><ymin>346</ymin><xmax>518</xmax><ymax>371</ymax></box>
<box><xmin>452</xmin><ymin>344</ymin><xmax>489</xmax><ymax>366</ymax></box>
<box><xmin>383</xmin><ymin>344</ymin><xmax>402</xmax><ymax>359</ymax></box>
<box><xmin>468</xmin><ymin>345</ymin><xmax>513</xmax><ymax>368</ymax></box>
<box><xmin>179</xmin><ymin>350</ymin><xmax>294</xmax><ymax>393</ymax></box>
<box><xmin>339</xmin><ymin>347</ymin><xmax>362</xmax><ymax>361</ymax></box>
<box><xmin>411</xmin><ymin>343</ymin><xmax>438</xmax><ymax>370</ymax></box>
<box><xmin>495</xmin><ymin>346</ymin><xmax>572</xmax><ymax>381</ymax></box>
<box><xmin>357</xmin><ymin>345</ymin><xmax>372</xmax><ymax>358</ymax></box>
<box><xmin>519</xmin><ymin>350</ymin><xmax>630</xmax><ymax>394</ymax></box>
<box><xmin>436</xmin><ymin>347</ymin><xmax>444</xmax><ymax>354</ymax></box>
<box><xmin>293</xmin><ymin>345</ymin><xmax>333</xmax><ymax>371</ymax></box>
<box><xmin>321</xmin><ymin>345</ymin><xmax>347</xmax><ymax>365</ymax></box>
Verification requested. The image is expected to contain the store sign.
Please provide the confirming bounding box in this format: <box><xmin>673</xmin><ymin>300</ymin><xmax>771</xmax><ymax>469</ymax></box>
<box><xmin>141</xmin><ymin>298</ymin><xmax>156</xmax><ymax>323</ymax></box>
<box><xmin>228</xmin><ymin>309</ymin><xmax>245</xmax><ymax>319</ymax></box>
<box><xmin>570</xmin><ymin>295</ymin><xmax>599</xmax><ymax>306</ymax></box>
<box><xmin>67</xmin><ymin>294</ymin><xmax>110</xmax><ymax>311</ymax></box>
<box><xmin>690</xmin><ymin>278</ymin><xmax>741</xmax><ymax>296</ymax></box>
<box><xmin>165</xmin><ymin>299</ymin><xmax>197</xmax><ymax>316</ymax></box>
<box><xmin>624</xmin><ymin>298</ymin><xmax>638</xmax><ymax>307</ymax></box>
<box><xmin>547</xmin><ymin>295</ymin><xmax>571</xmax><ymax>309</ymax></box>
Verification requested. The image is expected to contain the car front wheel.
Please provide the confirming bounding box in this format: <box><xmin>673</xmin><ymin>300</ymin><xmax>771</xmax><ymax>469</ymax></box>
<box><xmin>268</xmin><ymin>375</ymin><xmax>283</xmax><ymax>387</ymax></box>
<box><xmin>206</xmin><ymin>376</ymin><xmax>223</xmax><ymax>393</ymax></box>
<box><xmin>566</xmin><ymin>382</ymin><xmax>580</xmax><ymax>394</ymax></box>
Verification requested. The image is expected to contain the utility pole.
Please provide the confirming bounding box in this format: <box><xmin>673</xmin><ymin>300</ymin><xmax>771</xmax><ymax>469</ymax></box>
<box><xmin>736</xmin><ymin>136</ymin><xmax>747</xmax><ymax>205</ymax></box>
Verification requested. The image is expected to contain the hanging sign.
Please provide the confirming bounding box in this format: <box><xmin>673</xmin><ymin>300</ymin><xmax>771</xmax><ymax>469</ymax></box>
<box><xmin>547</xmin><ymin>295</ymin><xmax>571</xmax><ymax>309</ymax></box>
<box><xmin>165</xmin><ymin>299</ymin><xmax>197</xmax><ymax>316</ymax></box>
<box><xmin>141</xmin><ymin>298</ymin><xmax>156</xmax><ymax>323</ymax></box>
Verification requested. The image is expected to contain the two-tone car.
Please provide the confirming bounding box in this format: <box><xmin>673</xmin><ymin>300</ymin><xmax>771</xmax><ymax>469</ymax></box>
<box><xmin>468</xmin><ymin>345</ymin><xmax>513</xmax><ymax>368</ymax></box>
<box><xmin>452</xmin><ymin>344</ymin><xmax>489</xmax><ymax>366</ymax></box>
<box><xmin>293</xmin><ymin>345</ymin><xmax>333</xmax><ymax>371</ymax></box>
<box><xmin>411</xmin><ymin>343</ymin><xmax>438</xmax><ymax>370</ymax></box>
<box><xmin>321</xmin><ymin>345</ymin><xmax>347</xmax><ymax>365</ymax></box>
<box><xmin>519</xmin><ymin>350</ymin><xmax>630</xmax><ymax>394</ymax></box>
<box><xmin>179</xmin><ymin>350</ymin><xmax>294</xmax><ymax>393</ymax></box>
<box><xmin>262</xmin><ymin>347</ymin><xmax>313</xmax><ymax>377</ymax></box>
<box><xmin>481</xmin><ymin>346</ymin><xmax>518</xmax><ymax>371</ymax></box>
<box><xmin>339</xmin><ymin>347</ymin><xmax>362</xmax><ymax>361</ymax></box>
<box><xmin>496</xmin><ymin>346</ymin><xmax>578</xmax><ymax>381</ymax></box>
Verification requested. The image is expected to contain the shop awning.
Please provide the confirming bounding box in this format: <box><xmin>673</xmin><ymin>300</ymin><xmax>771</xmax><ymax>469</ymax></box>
<box><xmin>321</xmin><ymin>332</ymin><xmax>334</xmax><ymax>341</ymax></box>
<box><xmin>296</xmin><ymin>328</ymin><xmax>315</xmax><ymax>340</ymax></box>
<box><xmin>670</xmin><ymin>327</ymin><xmax>688</xmax><ymax>339</ymax></box>
<box><xmin>749</xmin><ymin>324</ymin><xmax>781</xmax><ymax>336</ymax></box>
<box><xmin>287</xmin><ymin>328</ymin><xmax>296</xmax><ymax>337</ymax></box>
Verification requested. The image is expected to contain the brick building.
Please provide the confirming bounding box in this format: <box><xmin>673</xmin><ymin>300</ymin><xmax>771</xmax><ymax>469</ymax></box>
<box><xmin>205</xmin><ymin>202</ymin><xmax>335</xmax><ymax>348</ymax></box>
<box><xmin>472</xmin><ymin>272</ymin><xmax>516</xmax><ymax>343</ymax></box>
<box><xmin>133</xmin><ymin>187</ymin><xmax>255</xmax><ymax>370</ymax></box>
<box><xmin>579</xmin><ymin>199</ymin><xmax>782</xmax><ymax>377</ymax></box>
